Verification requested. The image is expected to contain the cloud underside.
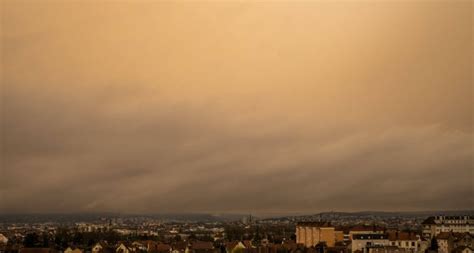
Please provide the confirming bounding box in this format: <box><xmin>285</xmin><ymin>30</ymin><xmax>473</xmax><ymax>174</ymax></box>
<box><xmin>1</xmin><ymin>1</ymin><xmax>472</xmax><ymax>214</ymax></box>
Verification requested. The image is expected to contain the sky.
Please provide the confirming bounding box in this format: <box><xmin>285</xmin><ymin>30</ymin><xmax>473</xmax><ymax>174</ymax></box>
<box><xmin>1</xmin><ymin>1</ymin><xmax>473</xmax><ymax>215</ymax></box>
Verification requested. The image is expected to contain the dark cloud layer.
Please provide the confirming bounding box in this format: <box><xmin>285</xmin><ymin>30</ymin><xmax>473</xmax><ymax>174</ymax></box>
<box><xmin>1</xmin><ymin>1</ymin><xmax>473</xmax><ymax>214</ymax></box>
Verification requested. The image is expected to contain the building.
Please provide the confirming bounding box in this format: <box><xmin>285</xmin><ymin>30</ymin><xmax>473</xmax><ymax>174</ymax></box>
<box><xmin>92</xmin><ymin>242</ymin><xmax>110</xmax><ymax>253</ymax></box>
<box><xmin>335</xmin><ymin>231</ymin><xmax>345</xmax><ymax>243</ymax></box>
<box><xmin>422</xmin><ymin>216</ymin><xmax>474</xmax><ymax>239</ymax></box>
<box><xmin>351</xmin><ymin>234</ymin><xmax>389</xmax><ymax>253</ymax></box>
<box><xmin>171</xmin><ymin>242</ymin><xmax>188</xmax><ymax>253</ymax></box>
<box><xmin>0</xmin><ymin>235</ymin><xmax>8</xmax><ymax>245</ymax></box>
<box><xmin>225</xmin><ymin>241</ymin><xmax>246</xmax><ymax>253</ymax></box>
<box><xmin>116</xmin><ymin>244</ymin><xmax>132</xmax><ymax>253</ymax></box>
<box><xmin>349</xmin><ymin>226</ymin><xmax>385</xmax><ymax>241</ymax></box>
<box><xmin>130</xmin><ymin>242</ymin><xmax>148</xmax><ymax>252</ymax></box>
<box><xmin>387</xmin><ymin>232</ymin><xmax>421</xmax><ymax>253</ymax></box>
<box><xmin>296</xmin><ymin>222</ymin><xmax>336</xmax><ymax>248</ymax></box>
<box><xmin>436</xmin><ymin>232</ymin><xmax>473</xmax><ymax>253</ymax></box>
<box><xmin>64</xmin><ymin>248</ymin><xmax>83</xmax><ymax>253</ymax></box>
<box><xmin>189</xmin><ymin>241</ymin><xmax>215</xmax><ymax>253</ymax></box>
<box><xmin>153</xmin><ymin>243</ymin><xmax>172</xmax><ymax>253</ymax></box>
<box><xmin>452</xmin><ymin>246</ymin><xmax>473</xmax><ymax>253</ymax></box>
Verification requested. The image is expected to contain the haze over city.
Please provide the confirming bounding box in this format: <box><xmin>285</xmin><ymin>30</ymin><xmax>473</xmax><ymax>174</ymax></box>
<box><xmin>1</xmin><ymin>1</ymin><xmax>473</xmax><ymax>215</ymax></box>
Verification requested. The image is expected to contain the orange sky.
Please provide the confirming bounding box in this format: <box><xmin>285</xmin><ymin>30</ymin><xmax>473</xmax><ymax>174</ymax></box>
<box><xmin>1</xmin><ymin>1</ymin><xmax>472</xmax><ymax>214</ymax></box>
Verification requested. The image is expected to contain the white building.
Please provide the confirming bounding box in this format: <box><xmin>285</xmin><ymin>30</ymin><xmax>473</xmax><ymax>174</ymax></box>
<box><xmin>422</xmin><ymin>216</ymin><xmax>474</xmax><ymax>239</ymax></box>
<box><xmin>352</xmin><ymin>234</ymin><xmax>389</xmax><ymax>253</ymax></box>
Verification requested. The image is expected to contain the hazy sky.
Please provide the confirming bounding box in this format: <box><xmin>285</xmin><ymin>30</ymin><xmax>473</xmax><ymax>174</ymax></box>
<box><xmin>1</xmin><ymin>1</ymin><xmax>473</xmax><ymax>215</ymax></box>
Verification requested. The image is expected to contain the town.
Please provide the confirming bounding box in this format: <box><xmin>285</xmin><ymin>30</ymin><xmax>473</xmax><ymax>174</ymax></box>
<box><xmin>0</xmin><ymin>213</ymin><xmax>472</xmax><ymax>253</ymax></box>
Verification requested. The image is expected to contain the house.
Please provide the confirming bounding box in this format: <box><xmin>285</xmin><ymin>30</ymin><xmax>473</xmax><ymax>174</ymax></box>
<box><xmin>0</xmin><ymin>234</ymin><xmax>8</xmax><ymax>245</ymax></box>
<box><xmin>189</xmin><ymin>241</ymin><xmax>215</xmax><ymax>253</ymax></box>
<box><xmin>116</xmin><ymin>243</ymin><xmax>132</xmax><ymax>253</ymax></box>
<box><xmin>130</xmin><ymin>241</ymin><xmax>164</xmax><ymax>252</ymax></box>
<box><xmin>171</xmin><ymin>242</ymin><xmax>188</xmax><ymax>253</ymax></box>
<box><xmin>437</xmin><ymin>232</ymin><xmax>473</xmax><ymax>253</ymax></box>
<box><xmin>453</xmin><ymin>233</ymin><xmax>474</xmax><ymax>250</ymax></box>
<box><xmin>225</xmin><ymin>241</ymin><xmax>246</xmax><ymax>253</ymax></box>
<box><xmin>452</xmin><ymin>246</ymin><xmax>473</xmax><ymax>253</ymax></box>
<box><xmin>92</xmin><ymin>242</ymin><xmax>111</xmax><ymax>253</ymax></box>
<box><xmin>150</xmin><ymin>243</ymin><xmax>171</xmax><ymax>253</ymax></box>
<box><xmin>64</xmin><ymin>247</ymin><xmax>84</xmax><ymax>253</ymax></box>
<box><xmin>417</xmin><ymin>239</ymin><xmax>430</xmax><ymax>253</ymax></box>
<box><xmin>351</xmin><ymin>234</ymin><xmax>389</xmax><ymax>253</ymax></box>
<box><xmin>130</xmin><ymin>242</ymin><xmax>148</xmax><ymax>252</ymax></box>
<box><xmin>387</xmin><ymin>232</ymin><xmax>420</xmax><ymax>253</ymax></box>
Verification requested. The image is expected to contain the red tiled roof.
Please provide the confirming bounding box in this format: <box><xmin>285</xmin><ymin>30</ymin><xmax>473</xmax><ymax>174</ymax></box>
<box><xmin>171</xmin><ymin>242</ymin><xmax>188</xmax><ymax>251</ymax></box>
<box><xmin>156</xmin><ymin>243</ymin><xmax>171</xmax><ymax>251</ymax></box>
<box><xmin>225</xmin><ymin>241</ymin><xmax>240</xmax><ymax>250</ymax></box>
<box><xmin>191</xmin><ymin>241</ymin><xmax>214</xmax><ymax>250</ymax></box>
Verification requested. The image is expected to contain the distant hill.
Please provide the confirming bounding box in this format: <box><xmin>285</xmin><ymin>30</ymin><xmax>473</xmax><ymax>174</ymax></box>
<box><xmin>261</xmin><ymin>210</ymin><xmax>474</xmax><ymax>222</ymax></box>
<box><xmin>2</xmin><ymin>210</ymin><xmax>473</xmax><ymax>223</ymax></box>
<box><xmin>0</xmin><ymin>212</ymin><xmax>246</xmax><ymax>223</ymax></box>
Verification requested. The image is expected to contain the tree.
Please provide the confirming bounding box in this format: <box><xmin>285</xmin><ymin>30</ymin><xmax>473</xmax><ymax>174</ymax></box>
<box><xmin>188</xmin><ymin>233</ymin><xmax>197</xmax><ymax>241</ymax></box>
<box><xmin>73</xmin><ymin>232</ymin><xmax>84</xmax><ymax>245</ymax></box>
<box><xmin>430</xmin><ymin>238</ymin><xmax>438</xmax><ymax>251</ymax></box>
<box><xmin>290</xmin><ymin>234</ymin><xmax>296</xmax><ymax>241</ymax></box>
<box><xmin>173</xmin><ymin>234</ymin><xmax>182</xmax><ymax>242</ymax></box>
<box><xmin>40</xmin><ymin>233</ymin><xmax>50</xmax><ymax>247</ymax></box>
<box><xmin>24</xmin><ymin>233</ymin><xmax>39</xmax><ymax>247</ymax></box>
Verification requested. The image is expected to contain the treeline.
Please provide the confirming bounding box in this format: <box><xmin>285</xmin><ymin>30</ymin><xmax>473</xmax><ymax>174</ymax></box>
<box><xmin>19</xmin><ymin>228</ymin><xmax>218</xmax><ymax>250</ymax></box>
<box><xmin>20</xmin><ymin>228</ymin><xmax>159</xmax><ymax>249</ymax></box>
